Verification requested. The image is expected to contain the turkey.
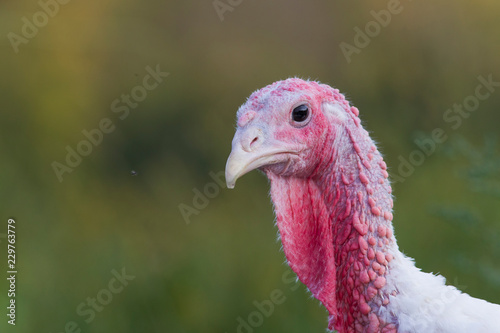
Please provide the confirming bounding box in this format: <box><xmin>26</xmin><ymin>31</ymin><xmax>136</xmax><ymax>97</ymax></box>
<box><xmin>225</xmin><ymin>78</ymin><xmax>500</xmax><ymax>332</ymax></box>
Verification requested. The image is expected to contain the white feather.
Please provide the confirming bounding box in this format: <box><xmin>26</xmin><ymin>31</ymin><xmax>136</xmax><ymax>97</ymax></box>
<box><xmin>382</xmin><ymin>250</ymin><xmax>500</xmax><ymax>332</ymax></box>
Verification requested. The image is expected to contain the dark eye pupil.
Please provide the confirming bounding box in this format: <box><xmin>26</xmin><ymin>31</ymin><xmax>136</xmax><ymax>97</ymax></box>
<box><xmin>292</xmin><ymin>104</ymin><xmax>309</xmax><ymax>122</ymax></box>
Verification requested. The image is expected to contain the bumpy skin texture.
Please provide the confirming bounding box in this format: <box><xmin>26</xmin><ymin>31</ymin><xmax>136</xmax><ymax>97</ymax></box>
<box><xmin>225</xmin><ymin>79</ymin><xmax>500</xmax><ymax>333</ymax></box>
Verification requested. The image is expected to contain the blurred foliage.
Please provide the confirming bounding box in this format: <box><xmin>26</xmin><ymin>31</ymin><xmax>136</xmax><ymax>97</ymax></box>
<box><xmin>0</xmin><ymin>0</ymin><xmax>499</xmax><ymax>332</ymax></box>
<box><xmin>429</xmin><ymin>136</ymin><xmax>500</xmax><ymax>291</ymax></box>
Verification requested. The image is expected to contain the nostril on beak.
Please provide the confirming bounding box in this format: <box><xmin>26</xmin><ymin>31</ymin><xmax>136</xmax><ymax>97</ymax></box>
<box><xmin>242</xmin><ymin>127</ymin><xmax>264</xmax><ymax>152</ymax></box>
<box><xmin>250</xmin><ymin>136</ymin><xmax>259</xmax><ymax>148</ymax></box>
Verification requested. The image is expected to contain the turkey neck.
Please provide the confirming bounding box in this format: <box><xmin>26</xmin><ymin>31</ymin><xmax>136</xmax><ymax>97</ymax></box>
<box><xmin>267</xmin><ymin>124</ymin><xmax>400</xmax><ymax>331</ymax></box>
<box><xmin>321</xmin><ymin>131</ymin><xmax>399</xmax><ymax>331</ymax></box>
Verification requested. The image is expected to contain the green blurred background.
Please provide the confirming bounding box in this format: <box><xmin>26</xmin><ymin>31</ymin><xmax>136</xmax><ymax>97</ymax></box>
<box><xmin>1</xmin><ymin>0</ymin><xmax>499</xmax><ymax>332</ymax></box>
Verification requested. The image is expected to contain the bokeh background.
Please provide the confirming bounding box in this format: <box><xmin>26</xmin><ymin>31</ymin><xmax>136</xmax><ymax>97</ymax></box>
<box><xmin>1</xmin><ymin>1</ymin><xmax>499</xmax><ymax>332</ymax></box>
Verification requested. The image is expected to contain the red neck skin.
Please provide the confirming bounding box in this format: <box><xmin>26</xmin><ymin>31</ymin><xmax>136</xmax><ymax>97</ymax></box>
<box><xmin>266</xmin><ymin>118</ymin><xmax>399</xmax><ymax>332</ymax></box>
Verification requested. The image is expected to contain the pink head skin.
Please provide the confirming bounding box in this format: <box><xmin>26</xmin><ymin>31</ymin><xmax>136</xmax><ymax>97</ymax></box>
<box><xmin>226</xmin><ymin>78</ymin><xmax>397</xmax><ymax>332</ymax></box>
<box><xmin>226</xmin><ymin>79</ymin><xmax>348</xmax><ymax>188</ymax></box>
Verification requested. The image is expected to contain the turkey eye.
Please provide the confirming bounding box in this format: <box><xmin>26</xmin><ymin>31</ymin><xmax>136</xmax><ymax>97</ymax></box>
<box><xmin>292</xmin><ymin>104</ymin><xmax>309</xmax><ymax>123</ymax></box>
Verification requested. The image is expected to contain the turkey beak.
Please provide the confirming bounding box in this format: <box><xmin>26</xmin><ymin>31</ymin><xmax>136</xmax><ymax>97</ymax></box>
<box><xmin>226</xmin><ymin>126</ymin><xmax>265</xmax><ymax>189</ymax></box>
<box><xmin>226</xmin><ymin>126</ymin><xmax>289</xmax><ymax>189</ymax></box>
